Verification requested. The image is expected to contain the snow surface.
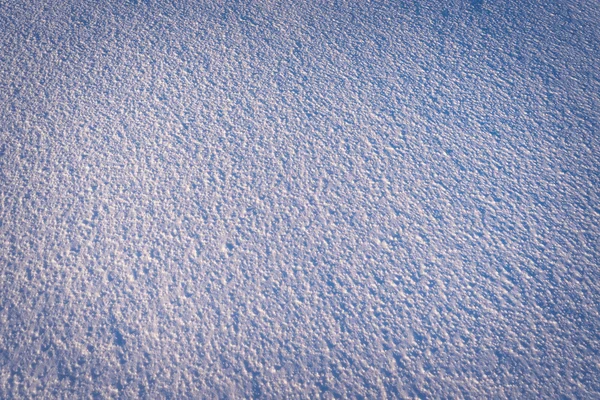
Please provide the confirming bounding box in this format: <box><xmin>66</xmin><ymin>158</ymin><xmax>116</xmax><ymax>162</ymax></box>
<box><xmin>1</xmin><ymin>0</ymin><xmax>599</xmax><ymax>398</ymax></box>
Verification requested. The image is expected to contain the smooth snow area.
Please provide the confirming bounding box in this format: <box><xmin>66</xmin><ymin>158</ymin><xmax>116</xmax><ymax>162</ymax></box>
<box><xmin>1</xmin><ymin>0</ymin><xmax>599</xmax><ymax>398</ymax></box>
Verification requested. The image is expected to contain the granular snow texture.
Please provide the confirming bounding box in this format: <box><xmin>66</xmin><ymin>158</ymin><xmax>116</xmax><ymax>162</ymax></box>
<box><xmin>1</xmin><ymin>0</ymin><xmax>599</xmax><ymax>398</ymax></box>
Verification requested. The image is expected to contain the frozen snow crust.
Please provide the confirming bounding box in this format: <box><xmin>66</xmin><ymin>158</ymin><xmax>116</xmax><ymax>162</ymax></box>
<box><xmin>1</xmin><ymin>0</ymin><xmax>599</xmax><ymax>397</ymax></box>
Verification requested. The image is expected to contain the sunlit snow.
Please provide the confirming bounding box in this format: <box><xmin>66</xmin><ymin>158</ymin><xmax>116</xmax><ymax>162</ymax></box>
<box><xmin>1</xmin><ymin>0</ymin><xmax>599</xmax><ymax>397</ymax></box>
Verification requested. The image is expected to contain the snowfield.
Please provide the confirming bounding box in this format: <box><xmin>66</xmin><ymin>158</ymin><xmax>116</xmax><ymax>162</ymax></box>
<box><xmin>1</xmin><ymin>0</ymin><xmax>599</xmax><ymax>397</ymax></box>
